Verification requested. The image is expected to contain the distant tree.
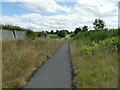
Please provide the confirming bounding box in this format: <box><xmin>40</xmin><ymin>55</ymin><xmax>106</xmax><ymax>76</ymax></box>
<box><xmin>50</xmin><ymin>30</ymin><xmax>54</xmax><ymax>34</ymax></box>
<box><xmin>64</xmin><ymin>30</ymin><xmax>69</xmax><ymax>34</ymax></box>
<box><xmin>69</xmin><ymin>31</ymin><xmax>73</xmax><ymax>34</ymax></box>
<box><xmin>57</xmin><ymin>30</ymin><xmax>67</xmax><ymax>37</ymax></box>
<box><xmin>46</xmin><ymin>31</ymin><xmax>50</xmax><ymax>34</ymax></box>
<box><xmin>82</xmin><ymin>25</ymin><xmax>88</xmax><ymax>32</ymax></box>
<box><xmin>26</xmin><ymin>30</ymin><xmax>36</xmax><ymax>39</ymax></box>
<box><xmin>55</xmin><ymin>30</ymin><xmax>59</xmax><ymax>34</ymax></box>
<box><xmin>118</xmin><ymin>28</ymin><xmax>120</xmax><ymax>54</ymax></box>
<box><xmin>93</xmin><ymin>18</ymin><xmax>105</xmax><ymax>30</ymax></box>
<box><xmin>74</xmin><ymin>27</ymin><xmax>82</xmax><ymax>35</ymax></box>
<box><xmin>41</xmin><ymin>31</ymin><xmax>47</xmax><ymax>37</ymax></box>
<box><xmin>37</xmin><ymin>32</ymin><xmax>41</xmax><ymax>37</ymax></box>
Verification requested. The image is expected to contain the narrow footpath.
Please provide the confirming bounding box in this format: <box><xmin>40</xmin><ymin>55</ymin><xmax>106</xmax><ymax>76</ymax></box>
<box><xmin>25</xmin><ymin>40</ymin><xmax>72</xmax><ymax>88</ymax></box>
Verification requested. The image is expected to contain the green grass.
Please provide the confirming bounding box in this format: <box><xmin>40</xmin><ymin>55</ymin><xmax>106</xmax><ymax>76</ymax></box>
<box><xmin>71</xmin><ymin>45</ymin><xmax>118</xmax><ymax>88</ymax></box>
<box><xmin>48</xmin><ymin>34</ymin><xmax>59</xmax><ymax>38</ymax></box>
<box><xmin>70</xmin><ymin>30</ymin><xmax>118</xmax><ymax>88</ymax></box>
<box><xmin>2</xmin><ymin>38</ymin><xmax>64</xmax><ymax>88</ymax></box>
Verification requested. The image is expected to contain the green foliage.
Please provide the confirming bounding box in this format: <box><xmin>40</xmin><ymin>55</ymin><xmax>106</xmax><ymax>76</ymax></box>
<box><xmin>72</xmin><ymin>28</ymin><xmax>118</xmax><ymax>54</ymax></box>
<box><xmin>50</xmin><ymin>30</ymin><xmax>54</xmax><ymax>34</ymax></box>
<box><xmin>26</xmin><ymin>30</ymin><xmax>36</xmax><ymax>39</ymax></box>
<box><xmin>27</xmin><ymin>30</ymin><xmax>48</xmax><ymax>39</ymax></box>
<box><xmin>80</xmin><ymin>37</ymin><xmax>118</xmax><ymax>55</ymax></box>
<box><xmin>37</xmin><ymin>32</ymin><xmax>42</xmax><ymax>37</ymax></box>
<box><xmin>71</xmin><ymin>19</ymin><xmax>118</xmax><ymax>88</ymax></box>
<box><xmin>48</xmin><ymin>34</ymin><xmax>58</xmax><ymax>38</ymax></box>
<box><xmin>74</xmin><ymin>29</ymin><xmax>118</xmax><ymax>43</ymax></box>
<box><xmin>118</xmin><ymin>28</ymin><xmax>120</xmax><ymax>54</ymax></box>
<box><xmin>93</xmin><ymin>18</ymin><xmax>105</xmax><ymax>30</ymax></box>
<box><xmin>57</xmin><ymin>30</ymin><xmax>67</xmax><ymax>37</ymax></box>
<box><xmin>82</xmin><ymin>25</ymin><xmax>88</xmax><ymax>32</ymax></box>
<box><xmin>1</xmin><ymin>24</ymin><xmax>49</xmax><ymax>39</ymax></box>
<box><xmin>40</xmin><ymin>31</ymin><xmax>47</xmax><ymax>37</ymax></box>
<box><xmin>73</xmin><ymin>26</ymin><xmax>88</xmax><ymax>37</ymax></box>
<box><xmin>0</xmin><ymin>24</ymin><xmax>26</xmax><ymax>31</ymax></box>
<box><xmin>64</xmin><ymin>30</ymin><xmax>70</xmax><ymax>34</ymax></box>
<box><xmin>74</xmin><ymin>27</ymin><xmax>82</xmax><ymax>35</ymax></box>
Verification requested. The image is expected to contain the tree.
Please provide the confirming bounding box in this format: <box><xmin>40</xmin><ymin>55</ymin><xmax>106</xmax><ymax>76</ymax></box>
<box><xmin>55</xmin><ymin>30</ymin><xmax>59</xmax><ymax>34</ymax></box>
<box><xmin>50</xmin><ymin>30</ymin><xmax>54</xmax><ymax>34</ymax></box>
<box><xmin>41</xmin><ymin>31</ymin><xmax>47</xmax><ymax>37</ymax></box>
<box><xmin>57</xmin><ymin>30</ymin><xmax>67</xmax><ymax>37</ymax></box>
<box><xmin>26</xmin><ymin>30</ymin><xmax>36</xmax><ymax>39</ymax></box>
<box><xmin>46</xmin><ymin>31</ymin><xmax>50</xmax><ymax>34</ymax></box>
<box><xmin>64</xmin><ymin>30</ymin><xmax>69</xmax><ymax>34</ymax></box>
<box><xmin>74</xmin><ymin>27</ymin><xmax>82</xmax><ymax>35</ymax></box>
<box><xmin>82</xmin><ymin>25</ymin><xmax>88</xmax><ymax>31</ymax></box>
<box><xmin>93</xmin><ymin>18</ymin><xmax>105</xmax><ymax>30</ymax></box>
<box><xmin>37</xmin><ymin>32</ymin><xmax>42</xmax><ymax>37</ymax></box>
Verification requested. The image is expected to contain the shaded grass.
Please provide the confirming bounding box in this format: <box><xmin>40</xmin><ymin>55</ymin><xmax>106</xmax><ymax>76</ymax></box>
<box><xmin>70</xmin><ymin>42</ymin><xmax>118</xmax><ymax>88</ymax></box>
<box><xmin>2</xmin><ymin>38</ymin><xmax>64</xmax><ymax>88</ymax></box>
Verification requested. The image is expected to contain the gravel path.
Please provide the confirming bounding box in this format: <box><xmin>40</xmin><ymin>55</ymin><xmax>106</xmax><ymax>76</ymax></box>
<box><xmin>25</xmin><ymin>40</ymin><xmax>72</xmax><ymax>88</ymax></box>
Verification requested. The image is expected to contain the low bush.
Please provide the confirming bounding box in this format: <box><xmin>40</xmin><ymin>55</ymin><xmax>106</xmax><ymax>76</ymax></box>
<box><xmin>0</xmin><ymin>24</ymin><xmax>26</xmax><ymax>31</ymax></box>
<box><xmin>57</xmin><ymin>30</ymin><xmax>67</xmax><ymax>37</ymax></box>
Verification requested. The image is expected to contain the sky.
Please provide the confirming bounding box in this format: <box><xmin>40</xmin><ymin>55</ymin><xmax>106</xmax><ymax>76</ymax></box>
<box><xmin>0</xmin><ymin>0</ymin><xmax>119</xmax><ymax>32</ymax></box>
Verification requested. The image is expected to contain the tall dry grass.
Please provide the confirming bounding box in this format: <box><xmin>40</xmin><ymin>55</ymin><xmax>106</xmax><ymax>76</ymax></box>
<box><xmin>2</xmin><ymin>38</ymin><xmax>64</xmax><ymax>88</ymax></box>
<box><xmin>0</xmin><ymin>41</ymin><xmax>2</xmax><ymax>89</ymax></box>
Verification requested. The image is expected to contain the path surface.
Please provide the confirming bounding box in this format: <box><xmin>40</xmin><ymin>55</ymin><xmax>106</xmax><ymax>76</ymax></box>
<box><xmin>25</xmin><ymin>40</ymin><xmax>72</xmax><ymax>88</ymax></box>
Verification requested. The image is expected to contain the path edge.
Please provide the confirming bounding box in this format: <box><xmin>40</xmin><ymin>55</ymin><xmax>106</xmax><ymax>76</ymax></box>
<box><xmin>21</xmin><ymin>40</ymin><xmax>65</xmax><ymax>89</ymax></box>
<box><xmin>69</xmin><ymin>40</ymin><xmax>78</xmax><ymax>90</ymax></box>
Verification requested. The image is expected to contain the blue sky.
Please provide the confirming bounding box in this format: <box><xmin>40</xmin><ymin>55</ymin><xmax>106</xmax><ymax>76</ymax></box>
<box><xmin>2</xmin><ymin>2</ymin><xmax>32</xmax><ymax>16</ymax></box>
<box><xmin>2</xmin><ymin>2</ymin><xmax>76</xmax><ymax>16</ymax></box>
<box><xmin>1</xmin><ymin>0</ymin><xmax>119</xmax><ymax>31</ymax></box>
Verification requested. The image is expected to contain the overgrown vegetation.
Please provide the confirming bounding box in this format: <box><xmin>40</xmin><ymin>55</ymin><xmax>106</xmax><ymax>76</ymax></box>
<box><xmin>1</xmin><ymin>24</ymin><xmax>71</xmax><ymax>39</ymax></box>
<box><xmin>57</xmin><ymin>30</ymin><xmax>67</xmax><ymax>38</ymax></box>
<box><xmin>2</xmin><ymin>38</ymin><xmax>64</xmax><ymax>88</ymax></box>
<box><xmin>70</xmin><ymin>18</ymin><xmax>119</xmax><ymax>88</ymax></box>
<box><xmin>1</xmin><ymin>18</ymin><xmax>119</xmax><ymax>88</ymax></box>
<box><xmin>0</xmin><ymin>24</ymin><xmax>27</xmax><ymax>31</ymax></box>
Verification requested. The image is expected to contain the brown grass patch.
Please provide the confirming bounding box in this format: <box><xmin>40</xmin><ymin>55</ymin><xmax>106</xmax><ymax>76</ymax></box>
<box><xmin>2</xmin><ymin>38</ymin><xmax>64</xmax><ymax>88</ymax></box>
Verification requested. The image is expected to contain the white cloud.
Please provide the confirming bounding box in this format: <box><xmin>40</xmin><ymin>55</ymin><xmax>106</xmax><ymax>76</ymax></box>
<box><xmin>2</xmin><ymin>0</ymin><xmax>50</xmax><ymax>2</ymax></box>
<box><xmin>2</xmin><ymin>0</ymin><xmax>77</xmax><ymax>2</ymax></box>
<box><xmin>1</xmin><ymin>0</ymin><xmax>119</xmax><ymax>31</ymax></box>
<box><xmin>20</xmin><ymin>1</ymin><xmax>71</xmax><ymax>14</ymax></box>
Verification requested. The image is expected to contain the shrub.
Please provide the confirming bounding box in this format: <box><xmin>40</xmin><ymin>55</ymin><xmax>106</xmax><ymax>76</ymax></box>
<box><xmin>26</xmin><ymin>30</ymin><xmax>36</xmax><ymax>39</ymax></box>
<box><xmin>57</xmin><ymin>30</ymin><xmax>67</xmax><ymax>37</ymax></box>
<box><xmin>74</xmin><ymin>27</ymin><xmax>82</xmax><ymax>35</ymax></box>
<box><xmin>0</xmin><ymin>24</ymin><xmax>26</xmax><ymax>31</ymax></box>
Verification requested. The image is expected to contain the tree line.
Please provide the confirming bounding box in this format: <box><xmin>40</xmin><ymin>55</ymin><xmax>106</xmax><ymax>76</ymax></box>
<box><xmin>0</xmin><ymin>18</ymin><xmax>119</xmax><ymax>39</ymax></box>
<box><xmin>73</xmin><ymin>18</ymin><xmax>105</xmax><ymax>36</ymax></box>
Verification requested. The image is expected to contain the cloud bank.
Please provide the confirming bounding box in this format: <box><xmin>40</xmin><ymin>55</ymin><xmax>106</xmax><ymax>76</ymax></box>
<box><xmin>1</xmin><ymin>0</ymin><xmax>119</xmax><ymax>31</ymax></box>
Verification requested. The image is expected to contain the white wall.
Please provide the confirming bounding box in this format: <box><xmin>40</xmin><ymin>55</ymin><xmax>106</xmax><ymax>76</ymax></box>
<box><xmin>15</xmin><ymin>30</ymin><xmax>27</xmax><ymax>39</ymax></box>
<box><xmin>0</xmin><ymin>30</ymin><xmax>27</xmax><ymax>41</ymax></box>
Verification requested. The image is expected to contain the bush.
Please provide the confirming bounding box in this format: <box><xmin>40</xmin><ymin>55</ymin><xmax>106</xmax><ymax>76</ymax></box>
<box><xmin>57</xmin><ymin>30</ymin><xmax>67</xmax><ymax>37</ymax></box>
<box><xmin>74</xmin><ymin>27</ymin><xmax>82</xmax><ymax>35</ymax></box>
<box><xmin>26</xmin><ymin>30</ymin><xmax>36</xmax><ymax>39</ymax></box>
<box><xmin>40</xmin><ymin>31</ymin><xmax>47</xmax><ymax>37</ymax></box>
<box><xmin>73</xmin><ymin>29</ymin><xmax>118</xmax><ymax>44</ymax></box>
<box><xmin>0</xmin><ymin>24</ymin><xmax>26</xmax><ymax>31</ymax></box>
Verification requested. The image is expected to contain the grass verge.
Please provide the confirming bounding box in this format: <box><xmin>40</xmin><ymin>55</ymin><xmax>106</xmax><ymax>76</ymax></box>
<box><xmin>2</xmin><ymin>38</ymin><xmax>64</xmax><ymax>88</ymax></box>
<box><xmin>70</xmin><ymin>39</ymin><xmax>118</xmax><ymax>88</ymax></box>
